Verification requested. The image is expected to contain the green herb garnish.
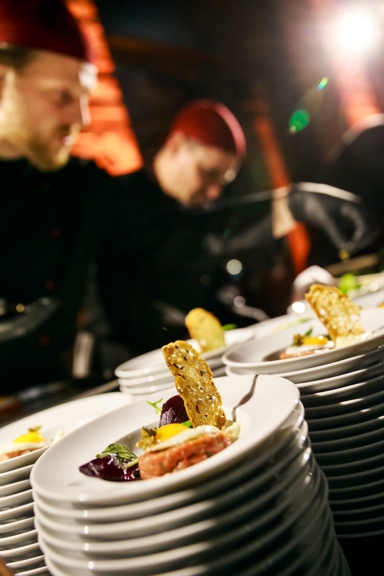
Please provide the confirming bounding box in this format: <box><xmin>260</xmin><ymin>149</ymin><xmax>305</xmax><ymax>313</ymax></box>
<box><xmin>292</xmin><ymin>328</ymin><xmax>313</xmax><ymax>346</ymax></box>
<box><xmin>97</xmin><ymin>443</ymin><xmax>137</xmax><ymax>465</ymax></box>
<box><xmin>147</xmin><ymin>398</ymin><xmax>163</xmax><ymax>414</ymax></box>
<box><xmin>222</xmin><ymin>324</ymin><xmax>237</xmax><ymax>331</ymax></box>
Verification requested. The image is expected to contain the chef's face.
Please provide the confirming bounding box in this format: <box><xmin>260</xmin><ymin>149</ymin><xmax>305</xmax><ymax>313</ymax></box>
<box><xmin>162</xmin><ymin>134</ymin><xmax>238</xmax><ymax>206</ymax></box>
<box><xmin>0</xmin><ymin>49</ymin><xmax>97</xmax><ymax>171</ymax></box>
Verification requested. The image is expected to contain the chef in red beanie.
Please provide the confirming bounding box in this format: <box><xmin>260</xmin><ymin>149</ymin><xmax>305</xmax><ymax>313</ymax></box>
<box><xmin>0</xmin><ymin>0</ymin><xmax>96</xmax><ymax>172</ymax></box>
<box><xmin>151</xmin><ymin>99</ymin><xmax>246</xmax><ymax>206</ymax></box>
<box><xmin>0</xmin><ymin>0</ymin><xmax>140</xmax><ymax>392</ymax></box>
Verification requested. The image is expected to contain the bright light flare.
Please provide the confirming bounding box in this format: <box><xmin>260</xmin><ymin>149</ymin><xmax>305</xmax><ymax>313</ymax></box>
<box><xmin>336</xmin><ymin>11</ymin><xmax>379</xmax><ymax>54</ymax></box>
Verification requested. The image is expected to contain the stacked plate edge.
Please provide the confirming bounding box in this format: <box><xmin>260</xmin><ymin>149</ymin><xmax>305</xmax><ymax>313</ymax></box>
<box><xmin>115</xmin><ymin>328</ymin><xmax>254</xmax><ymax>398</ymax></box>
<box><xmin>31</xmin><ymin>376</ymin><xmax>349</xmax><ymax>575</ymax></box>
<box><xmin>0</xmin><ymin>393</ymin><xmax>133</xmax><ymax>576</ymax></box>
<box><xmin>222</xmin><ymin>308</ymin><xmax>384</xmax><ymax>541</ymax></box>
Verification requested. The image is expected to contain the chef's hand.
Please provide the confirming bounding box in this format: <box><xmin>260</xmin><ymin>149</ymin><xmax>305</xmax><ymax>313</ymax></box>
<box><xmin>288</xmin><ymin>187</ymin><xmax>380</xmax><ymax>258</ymax></box>
<box><xmin>203</xmin><ymin>213</ymin><xmax>273</xmax><ymax>256</ymax></box>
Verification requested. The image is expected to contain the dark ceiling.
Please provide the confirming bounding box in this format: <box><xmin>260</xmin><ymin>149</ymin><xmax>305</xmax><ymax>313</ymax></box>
<box><xmin>94</xmin><ymin>0</ymin><xmax>384</xmax><ymax>186</ymax></box>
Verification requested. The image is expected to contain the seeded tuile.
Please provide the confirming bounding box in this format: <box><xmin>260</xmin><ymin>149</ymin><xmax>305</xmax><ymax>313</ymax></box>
<box><xmin>305</xmin><ymin>284</ymin><xmax>365</xmax><ymax>343</ymax></box>
<box><xmin>161</xmin><ymin>340</ymin><xmax>226</xmax><ymax>429</ymax></box>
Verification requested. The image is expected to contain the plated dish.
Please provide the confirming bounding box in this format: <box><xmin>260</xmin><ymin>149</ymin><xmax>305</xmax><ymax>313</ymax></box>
<box><xmin>222</xmin><ymin>308</ymin><xmax>384</xmax><ymax>373</ymax></box>
<box><xmin>30</xmin><ymin>375</ymin><xmax>300</xmax><ymax>505</ymax></box>
<box><xmin>115</xmin><ymin>327</ymin><xmax>254</xmax><ymax>378</ymax></box>
<box><xmin>0</xmin><ymin>393</ymin><xmax>132</xmax><ymax>474</ymax></box>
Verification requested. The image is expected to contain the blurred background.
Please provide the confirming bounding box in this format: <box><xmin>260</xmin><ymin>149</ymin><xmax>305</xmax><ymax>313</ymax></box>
<box><xmin>67</xmin><ymin>0</ymin><xmax>384</xmax><ymax>319</ymax></box>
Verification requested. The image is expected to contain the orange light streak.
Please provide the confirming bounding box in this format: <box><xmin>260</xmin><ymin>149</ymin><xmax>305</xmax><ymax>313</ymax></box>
<box><xmin>66</xmin><ymin>0</ymin><xmax>143</xmax><ymax>175</ymax></box>
<box><xmin>253</xmin><ymin>110</ymin><xmax>311</xmax><ymax>275</ymax></box>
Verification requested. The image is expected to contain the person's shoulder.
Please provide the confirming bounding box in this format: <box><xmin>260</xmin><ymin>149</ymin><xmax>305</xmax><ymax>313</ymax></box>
<box><xmin>65</xmin><ymin>157</ymin><xmax>115</xmax><ymax>181</ymax></box>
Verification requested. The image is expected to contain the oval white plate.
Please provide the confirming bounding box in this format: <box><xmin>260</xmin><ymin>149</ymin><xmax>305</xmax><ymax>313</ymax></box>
<box><xmin>115</xmin><ymin>328</ymin><xmax>254</xmax><ymax>378</ymax></box>
<box><xmin>301</xmin><ymin>371</ymin><xmax>384</xmax><ymax>407</ymax></box>
<box><xmin>0</xmin><ymin>464</ymin><xmax>33</xmax><ymax>487</ymax></box>
<box><xmin>296</xmin><ymin>356</ymin><xmax>384</xmax><ymax>394</ymax></box>
<box><xmin>0</xmin><ymin>393</ymin><xmax>133</xmax><ymax>474</ymax></box>
<box><xmin>0</xmin><ymin>488</ymin><xmax>33</xmax><ymax>511</ymax></box>
<box><xmin>0</xmin><ymin>478</ymin><xmax>30</xmax><ymax>498</ymax></box>
<box><xmin>251</xmin><ymin>312</ymin><xmax>315</xmax><ymax>339</ymax></box>
<box><xmin>33</xmin><ymin>420</ymin><xmax>308</xmax><ymax>541</ymax></box>
<box><xmin>0</xmin><ymin>516</ymin><xmax>35</xmax><ymax>536</ymax></box>
<box><xmin>31</xmin><ymin>375</ymin><xmax>299</xmax><ymax>506</ymax></box>
<box><xmin>31</xmin><ymin>404</ymin><xmax>305</xmax><ymax>523</ymax></box>
<box><xmin>225</xmin><ymin>343</ymin><xmax>384</xmax><ymax>384</ymax></box>
<box><xmin>222</xmin><ymin>309</ymin><xmax>384</xmax><ymax>373</ymax></box>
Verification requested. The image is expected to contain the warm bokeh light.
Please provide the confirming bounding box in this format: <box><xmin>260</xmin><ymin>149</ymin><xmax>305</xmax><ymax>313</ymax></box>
<box><xmin>291</xmin><ymin>301</ymin><xmax>307</xmax><ymax>314</ymax></box>
<box><xmin>67</xmin><ymin>0</ymin><xmax>143</xmax><ymax>175</ymax></box>
<box><xmin>226</xmin><ymin>259</ymin><xmax>243</xmax><ymax>276</ymax></box>
<box><xmin>309</xmin><ymin>0</ymin><xmax>381</xmax><ymax>131</ymax></box>
<box><xmin>335</xmin><ymin>10</ymin><xmax>379</xmax><ymax>54</ymax></box>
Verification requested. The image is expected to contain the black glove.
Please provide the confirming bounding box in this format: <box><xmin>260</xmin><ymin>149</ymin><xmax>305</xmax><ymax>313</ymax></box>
<box><xmin>203</xmin><ymin>213</ymin><xmax>273</xmax><ymax>256</ymax></box>
<box><xmin>288</xmin><ymin>187</ymin><xmax>380</xmax><ymax>257</ymax></box>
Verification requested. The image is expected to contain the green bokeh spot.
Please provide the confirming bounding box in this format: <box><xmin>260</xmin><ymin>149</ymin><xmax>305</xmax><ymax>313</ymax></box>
<box><xmin>289</xmin><ymin>109</ymin><xmax>310</xmax><ymax>133</ymax></box>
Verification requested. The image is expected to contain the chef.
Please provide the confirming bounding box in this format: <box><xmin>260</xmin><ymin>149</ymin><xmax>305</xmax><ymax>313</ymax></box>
<box><xmin>0</xmin><ymin>0</ymin><xmax>377</xmax><ymax>392</ymax></box>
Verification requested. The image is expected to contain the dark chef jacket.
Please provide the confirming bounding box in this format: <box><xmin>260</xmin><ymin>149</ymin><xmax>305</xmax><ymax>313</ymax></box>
<box><xmin>99</xmin><ymin>168</ymin><xmax>275</xmax><ymax>357</ymax></box>
<box><xmin>0</xmin><ymin>157</ymin><xmax>273</xmax><ymax>393</ymax></box>
<box><xmin>0</xmin><ymin>157</ymin><xmax>152</xmax><ymax>393</ymax></box>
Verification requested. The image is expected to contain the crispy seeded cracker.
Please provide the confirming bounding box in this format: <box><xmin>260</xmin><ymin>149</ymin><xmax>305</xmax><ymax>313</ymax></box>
<box><xmin>185</xmin><ymin>308</ymin><xmax>225</xmax><ymax>353</ymax></box>
<box><xmin>162</xmin><ymin>340</ymin><xmax>226</xmax><ymax>428</ymax></box>
<box><xmin>305</xmin><ymin>284</ymin><xmax>365</xmax><ymax>342</ymax></box>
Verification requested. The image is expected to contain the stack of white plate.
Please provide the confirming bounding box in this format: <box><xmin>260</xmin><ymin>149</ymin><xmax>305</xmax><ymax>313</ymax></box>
<box><xmin>222</xmin><ymin>308</ymin><xmax>384</xmax><ymax>540</ymax></box>
<box><xmin>115</xmin><ymin>327</ymin><xmax>254</xmax><ymax>399</ymax></box>
<box><xmin>31</xmin><ymin>375</ymin><xmax>349</xmax><ymax>576</ymax></box>
<box><xmin>0</xmin><ymin>394</ymin><xmax>132</xmax><ymax>576</ymax></box>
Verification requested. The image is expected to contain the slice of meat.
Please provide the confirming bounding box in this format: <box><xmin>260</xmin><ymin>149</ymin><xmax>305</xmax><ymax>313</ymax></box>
<box><xmin>138</xmin><ymin>429</ymin><xmax>233</xmax><ymax>480</ymax></box>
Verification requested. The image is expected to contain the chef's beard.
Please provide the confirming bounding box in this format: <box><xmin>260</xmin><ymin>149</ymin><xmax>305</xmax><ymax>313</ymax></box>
<box><xmin>22</xmin><ymin>132</ymin><xmax>76</xmax><ymax>172</ymax></box>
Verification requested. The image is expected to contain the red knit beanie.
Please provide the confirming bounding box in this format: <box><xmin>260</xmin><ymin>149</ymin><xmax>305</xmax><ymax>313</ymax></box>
<box><xmin>0</xmin><ymin>0</ymin><xmax>92</xmax><ymax>63</ymax></box>
<box><xmin>170</xmin><ymin>99</ymin><xmax>246</xmax><ymax>160</ymax></box>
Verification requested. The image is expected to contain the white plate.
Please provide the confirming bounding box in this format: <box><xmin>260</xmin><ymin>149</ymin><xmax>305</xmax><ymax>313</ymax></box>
<box><xmin>309</xmin><ymin>411</ymin><xmax>384</xmax><ymax>442</ymax></box>
<box><xmin>222</xmin><ymin>308</ymin><xmax>384</xmax><ymax>373</ymax></box>
<box><xmin>0</xmin><ymin>488</ymin><xmax>33</xmax><ymax>510</ymax></box>
<box><xmin>0</xmin><ymin>516</ymin><xmax>35</xmax><ymax>536</ymax></box>
<box><xmin>353</xmin><ymin>288</ymin><xmax>384</xmax><ymax>309</ymax></box>
<box><xmin>32</xmin><ymin>404</ymin><xmax>305</xmax><ymax>524</ymax></box>
<box><xmin>251</xmin><ymin>313</ymin><xmax>315</xmax><ymax>339</ymax></box>
<box><xmin>15</xmin><ymin>568</ymin><xmax>50</xmax><ymax>576</ymax></box>
<box><xmin>0</xmin><ymin>528</ymin><xmax>37</xmax><ymax>548</ymax></box>
<box><xmin>115</xmin><ymin>328</ymin><xmax>254</xmax><ymax>378</ymax></box>
<box><xmin>304</xmin><ymin>386</ymin><xmax>384</xmax><ymax>419</ymax></box>
<box><xmin>225</xmin><ymin>343</ymin><xmax>384</xmax><ymax>384</ymax></box>
<box><xmin>310</xmin><ymin>425</ymin><xmax>384</xmax><ymax>453</ymax></box>
<box><xmin>31</xmin><ymin>375</ymin><xmax>299</xmax><ymax>506</ymax></box>
<box><xmin>33</xmin><ymin>421</ymin><xmax>308</xmax><ymax>542</ymax></box>
<box><xmin>0</xmin><ymin>478</ymin><xmax>30</xmax><ymax>498</ymax></box>
<box><xmin>296</xmin><ymin>357</ymin><xmax>384</xmax><ymax>394</ymax></box>
<box><xmin>0</xmin><ymin>465</ymin><xmax>33</xmax><ymax>487</ymax></box>
<box><xmin>7</xmin><ymin>554</ymin><xmax>45</xmax><ymax>570</ymax></box>
<box><xmin>34</xmin><ymin>451</ymin><xmax>314</xmax><ymax>558</ymax></box>
<box><xmin>307</xmin><ymin>400</ymin><xmax>384</xmax><ymax>431</ymax></box>
<box><xmin>0</xmin><ymin>393</ymin><xmax>133</xmax><ymax>474</ymax></box>
<box><xmin>321</xmin><ymin>452</ymin><xmax>384</xmax><ymax>476</ymax></box>
<box><xmin>0</xmin><ymin>502</ymin><xmax>34</xmax><ymax>522</ymax></box>
<box><xmin>0</xmin><ymin>541</ymin><xmax>41</xmax><ymax>559</ymax></box>
<box><xmin>118</xmin><ymin>380</ymin><xmax>174</xmax><ymax>393</ymax></box>
<box><xmin>301</xmin><ymin>371</ymin><xmax>384</xmax><ymax>407</ymax></box>
<box><xmin>37</xmin><ymin>460</ymin><xmax>326</xmax><ymax>574</ymax></box>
